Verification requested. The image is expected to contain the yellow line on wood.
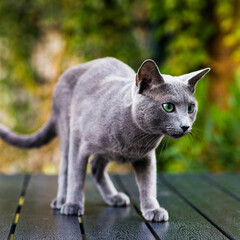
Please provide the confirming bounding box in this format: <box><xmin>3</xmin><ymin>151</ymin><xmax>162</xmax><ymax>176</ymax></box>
<box><xmin>18</xmin><ymin>196</ymin><xmax>24</xmax><ymax>206</ymax></box>
<box><xmin>9</xmin><ymin>233</ymin><xmax>14</xmax><ymax>240</ymax></box>
<box><xmin>14</xmin><ymin>213</ymin><xmax>20</xmax><ymax>224</ymax></box>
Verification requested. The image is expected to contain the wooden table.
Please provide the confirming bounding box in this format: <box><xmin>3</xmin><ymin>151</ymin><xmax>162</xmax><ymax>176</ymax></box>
<box><xmin>0</xmin><ymin>174</ymin><xmax>239</xmax><ymax>240</ymax></box>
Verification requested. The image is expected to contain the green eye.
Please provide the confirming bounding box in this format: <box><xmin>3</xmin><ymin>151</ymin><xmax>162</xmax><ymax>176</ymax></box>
<box><xmin>162</xmin><ymin>103</ymin><xmax>175</xmax><ymax>112</ymax></box>
<box><xmin>188</xmin><ymin>104</ymin><xmax>195</xmax><ymax>113</ymax></box>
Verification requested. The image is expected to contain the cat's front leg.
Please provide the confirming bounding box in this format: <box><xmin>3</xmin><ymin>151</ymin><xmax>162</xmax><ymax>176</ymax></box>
<box><xmin>132</xmin><ymin>151</ymin><xmax>169</xmax><ymax>222</ymax></box>
<box><xmin>60</xmin><ymin>136</ymin><xmax>89</xmax><ymax>216</ymax></box>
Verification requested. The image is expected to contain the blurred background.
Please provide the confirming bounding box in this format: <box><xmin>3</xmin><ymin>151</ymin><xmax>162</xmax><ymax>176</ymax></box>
<box><xmin>0</xmin><ymin>0</ymin><xmax>240</xmax><ymax>174</ymax></box>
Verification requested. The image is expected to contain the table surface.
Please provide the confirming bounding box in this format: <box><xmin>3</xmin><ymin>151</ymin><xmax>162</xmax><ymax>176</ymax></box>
<box><xmin>0</xmin><ymin>173</ymin><xmax>239</xmax><ymax>240</ymax></box>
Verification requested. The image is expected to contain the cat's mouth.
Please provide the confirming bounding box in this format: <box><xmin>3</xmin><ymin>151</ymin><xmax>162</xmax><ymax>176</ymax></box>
<box><xmin>168</xmin><ymin>130</ymin><xmax>190</xmax><ymax>139</ymax></box>
<box><xmin>161</xmin><ymin>128</ymin><xmax>191</xmax><ymax>139</ymax></box>
<box><xmin>171</xmin><ymin>133</ymin><xmax>185</xmax><ymax>139</ymax></box>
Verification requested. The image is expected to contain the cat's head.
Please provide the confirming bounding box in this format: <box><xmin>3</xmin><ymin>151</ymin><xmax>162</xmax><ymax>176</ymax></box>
<box><xmin>132</xmin><ymin>59</ymin><xmax>210</xmax><ymax>139</ymax></box>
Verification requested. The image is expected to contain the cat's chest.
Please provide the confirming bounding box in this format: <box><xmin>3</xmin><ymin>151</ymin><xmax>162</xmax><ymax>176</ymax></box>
<box><xmin>122</xmin><ymin>134</ymin><xmax>162</xmax><ymax>152</ymax></box>
<box><xmin>106</xmin><ymin>134</ymin><xmax>163</xmax><ymax>161</ymax></box>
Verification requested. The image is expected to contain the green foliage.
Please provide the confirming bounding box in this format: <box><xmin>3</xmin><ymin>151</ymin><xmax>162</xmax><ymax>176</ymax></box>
<box><xmin>148</xmin><ymin>0</ymin><xmax>213</xmax><ymax>75</ymax></box>
<box><xmin>62</xmin><ymin>0</ymin><xmax>144</xmax><ymax>66</ymax></box>
<box><xmin>203</xmin><ymin>74</ymin><xmax>240</xmax><ymax>171</ymax></box>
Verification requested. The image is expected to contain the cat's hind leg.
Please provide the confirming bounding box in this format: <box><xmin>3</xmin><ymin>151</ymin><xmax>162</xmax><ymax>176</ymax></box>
<box><xmin>61</xmin><ymin>133</ymin><xmax>90</xmax><ymax>215</ymax></box>
<box><xmin>91</xmin><ymin>154</ymin><xmax>130</xmax><ymax>206</ymax></box>
<box><xmin>50</xmin><ymin>120</ymin><xmax>69</xmax><ymax>209</ymax></box>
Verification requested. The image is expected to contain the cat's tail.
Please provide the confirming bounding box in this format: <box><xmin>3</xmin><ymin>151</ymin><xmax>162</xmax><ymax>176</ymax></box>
<box><xmin>0</xmin><ymin>116</ymin><xmax>57</xmax><ymax>148</ymax></box>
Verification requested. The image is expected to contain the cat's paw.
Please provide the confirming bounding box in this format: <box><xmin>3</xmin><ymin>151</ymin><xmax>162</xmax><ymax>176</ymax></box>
<box><xmin>105</xmin><ymin>192</ymin><xmax>130</xmax><ymax>206</ymax></box>
<box><xmin>143</xmin><ymin>207</ymin><xmax>169</xmax><ymax>222</ymax></box>
<box><xmin>50</xmin><ymin>197</ymin><xmax>66</xmax><ymax>209</ymax></box>
<box><xmin>60</xmin><ymin>202</ymin><xmax>83</xmax><ymax>215</ymax></box>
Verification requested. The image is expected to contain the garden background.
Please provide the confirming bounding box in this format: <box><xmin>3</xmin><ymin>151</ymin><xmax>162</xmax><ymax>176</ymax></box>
<box><xmin>0</xmin><ymin>0</ymin><xmax>240</xmax><ymax>174</ymax></box>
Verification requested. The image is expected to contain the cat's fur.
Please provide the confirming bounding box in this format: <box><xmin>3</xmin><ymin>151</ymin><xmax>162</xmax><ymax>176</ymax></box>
<box><xmin>0</xmin><ymin>57</ymin><xmax>210</xmax><ymax>221</ymax></box>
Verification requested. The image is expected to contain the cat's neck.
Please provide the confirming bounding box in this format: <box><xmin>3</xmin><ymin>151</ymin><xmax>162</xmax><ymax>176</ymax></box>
<box><xmin>122</xmin><ymin>107</ymin><xmax>163</xmax><ymax>155</ymax></box>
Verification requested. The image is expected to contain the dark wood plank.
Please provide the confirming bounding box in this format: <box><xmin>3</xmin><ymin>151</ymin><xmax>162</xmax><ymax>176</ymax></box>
<box><xmin>14</xmin><ymin>175</ymin><xmax>81</xmax><ymax>240</ymax></box>
<box><xmin>119</xmin><ymin>174</ymin><xmax>228</xmax><ymax>240</ymax></box>
<box><xmin>0</xmin><ymin>175</ymin><xmax>23</xmax><ymax>240</ymax></box>
<box><xmin>204</xmin><ymin>174</ymin><xmax>240</xmax><ymax>201</ymax></box>
<box><xmin>165</xmin><ymin>174</ymin><xmax>240</xmax><ymax>239</ymax></box>
<box><xmin>84</xmin><ymin>175</ymin><xmax>155</xmax><ymax>240</ymax></box>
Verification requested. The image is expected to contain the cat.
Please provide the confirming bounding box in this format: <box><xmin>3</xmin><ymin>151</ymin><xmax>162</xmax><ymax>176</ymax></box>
<box><xmin>0</xmin><ymin>57</ymin><xmax>210</xmax><ymax>221</ymax></box>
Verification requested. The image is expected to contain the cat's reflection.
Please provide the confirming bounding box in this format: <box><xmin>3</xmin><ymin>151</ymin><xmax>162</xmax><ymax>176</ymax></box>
<box><xmin>85</xmin><ymin>205</ymin><xmax>155</xmax><ymax>239</ymax></box>
<box><xmin>151</xmin><ymin>221</ymin><xmax>169</xmax><ymax>233</ymax></box>
<box><xmin>87</xmin><ymin>205</ymin><xmax>131</xmax><ymax>230</ymax></box>
<box><xmin>86</xmin><ymin>204</ymin><xmax>169</xmax><ymax>238</ymax></box>
<box><xmin>52</xmin><ymin>205</ymin><xmax>169</xmax><ymax>238</ymax></box>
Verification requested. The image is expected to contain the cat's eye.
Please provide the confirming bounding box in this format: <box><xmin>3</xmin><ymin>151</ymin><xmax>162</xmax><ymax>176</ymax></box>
<box><xmin>162</xmin><ymin>103</ymin><xmax>175</xmax><ymax>112</ymax></box>
<box><xmin>188</xmin><ymin>104</ymin><xmax>195</xmax><ymax>113</ymax></box>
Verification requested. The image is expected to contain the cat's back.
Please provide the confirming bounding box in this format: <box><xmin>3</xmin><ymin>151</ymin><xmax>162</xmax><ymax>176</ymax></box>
<box><xmin>88</xmin><ymin>57</ymin><xmax>135</xmax><ymax>78</ymax></box>
<box><xmin>73</xmin><ymin>57</ymin><xmax>135</xmax><ymax>103</ymax></box>
<box><xmin>52</xmin><ymin>57</ymin><xmax>135</xmax><ymax>115</ymax></box>
<box><xmin>55</xmin><ymin>57</ymin><xmax>134</xmax><ymax>93</ymax></box>
<box><xmin>76</xmin><ymin>57</ymin><xmax>136</xmax><ymax>89</ymax></box>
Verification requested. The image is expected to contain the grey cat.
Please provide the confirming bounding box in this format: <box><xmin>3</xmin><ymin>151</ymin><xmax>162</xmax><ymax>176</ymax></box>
<box><xmin>0</xmin><ymin>57</ymin><xmax>210</xmax><ymax>221</ymax></box>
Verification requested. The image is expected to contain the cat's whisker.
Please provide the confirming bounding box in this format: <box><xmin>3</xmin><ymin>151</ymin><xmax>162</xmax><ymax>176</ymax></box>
<box><xmin>165</xmin><ymin>138</ymin><xmax>170</xmax><ymax>153</ymax></box>
<box><xmin>122</xmin><ymin>132</ymin><xmax>150</xmax><ymax>151</ymax></box>
<box><xmin>158</xmin><ymin>137</ymin><xmax>168</xmax><ymax>159</ymax></box>
<box><xmin>187</xmin><ymin>133</ymin><xmax>194</xmax><ymax>154</ymax></box>
<box><xmin>158</xmin><ymin>139</ymin><xmax>166</xmax><ymax>157</ymax></box>
<box><xmin>151</xmin><ymin>137</ymin><xmax>161</xmax><ymax>152</ymax></box>
<box><xmin>141</xmin><ymin>136</ymin><xmax>155</xmax><ymax>154</ymax></box>
<box><xmin>142</xmin><ymin>135</ymin><xmax>159</xmax><ymax>154</ymax></box>
<box><xmin>188</xmin><ymin>131</ymin><xmax>193</xmax><ymax>140</ymax></box>
<box><xmin>133</xmin><ymin>133</ymin><xmax>161</xmax><ymax>155</ymax></box>
<box><xmin>132</xmin><ymin>133</ymin><xmax>146</xmax><ymax>142</ymax></box>
<box><xmin>190</xmin><ymin>129</ymin><xmax>202</xmax><ymax>141</ymax></box>
<box><xmin>192</xmin><ymin>127</ymin><xmax>206</xmax><ymax>134</ymax></box>
<box><xmin>135</xmin><ymin>134</ymin><xmax>154</xmax><ymax>155</ymax></box>
<box><xmin>133</xmin><ymin>133</ymin><xmax>151</xmax><ymax>145</ymax></box>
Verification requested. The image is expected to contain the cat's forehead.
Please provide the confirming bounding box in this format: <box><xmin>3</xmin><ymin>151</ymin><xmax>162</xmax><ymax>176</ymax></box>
<box><xmin>146</xmin><ymin>80</ymin><xmax>195</xmax><ymax>103</ymax></box>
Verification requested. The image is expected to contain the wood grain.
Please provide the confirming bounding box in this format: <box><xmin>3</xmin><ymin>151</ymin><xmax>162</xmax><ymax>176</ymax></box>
<box><xmin>165</xmin><ymin>174</ymin><xmax>240</xmax><ymax>239</ymax></box>
<box><xmin>84</xmin><ymin>175</ymin><xmax>155</xmax><ymax>240</ymax></box>
<box><xmin>4</xmin><ymin>174</ymin><xmax>238</xmax><ymax>239</ymax></box>
<box><xmin>14</xmin><ymin>175</ymin><xmax>81</xmax><ymax>240</ymax></box>
<box><xmin>118</xmin><ymin>174</ymin><xmax>228</xmax><ymax>240</ymax></box>
<box><xmin>204</xmin><ymin>173</ymin><xmax>240</xmax><ymax>201</ymax></box>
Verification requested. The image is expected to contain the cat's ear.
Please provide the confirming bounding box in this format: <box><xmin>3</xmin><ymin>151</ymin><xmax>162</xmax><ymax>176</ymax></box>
<box><xmin>136</xmin><ymin>59</ymin><xmax>164</xmax><ymax>94</ymax></box>
<box><xmin>183</xmin><ymin>68</ymin><xmax>211</xmax><ymax>91</ymax></box>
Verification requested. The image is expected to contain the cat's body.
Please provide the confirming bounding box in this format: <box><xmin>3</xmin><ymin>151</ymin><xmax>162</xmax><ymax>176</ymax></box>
<box><xmin>55</xmin><ymin>58</ymin><xmax>159</xmax><ymax>159</ymax></box>
<box><xmin>0</xmin><ymin>57</ymin><xmax>210</xmax><ymax>221</ymax></box>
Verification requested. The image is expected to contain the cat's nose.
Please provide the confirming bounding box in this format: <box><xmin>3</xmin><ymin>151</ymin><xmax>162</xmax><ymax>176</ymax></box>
<box><xmin>181</xmin><ymin>126</ymin><xmax>189</xmax><ymax>132</ymax></box>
